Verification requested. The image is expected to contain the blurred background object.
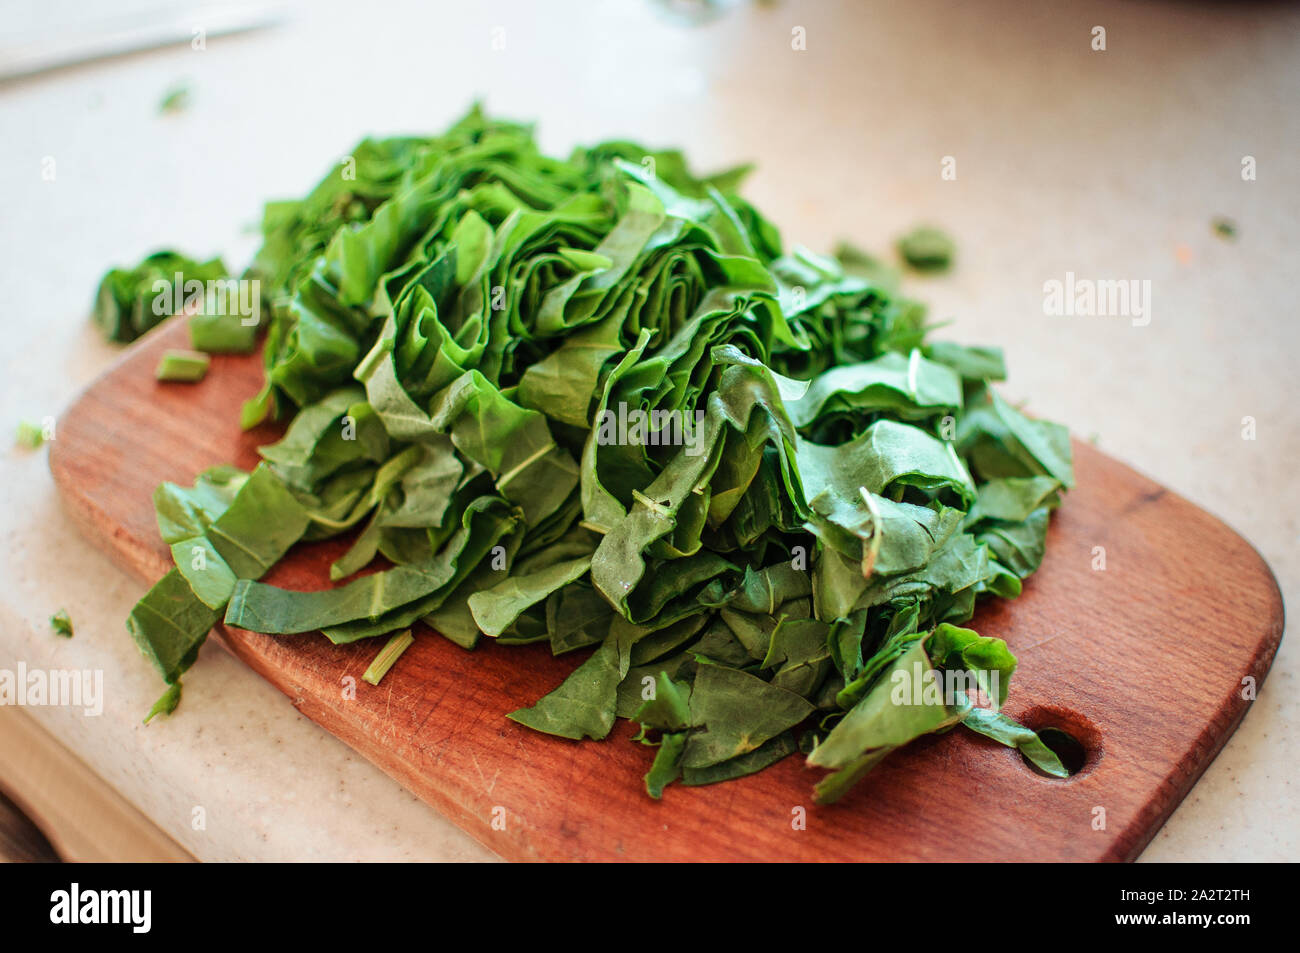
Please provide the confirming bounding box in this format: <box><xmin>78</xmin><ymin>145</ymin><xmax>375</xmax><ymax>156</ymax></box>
<box><xmin>0</xmin><ymin>2</ymin><xmax>285</xmax><ymax>83</ymax></box>
<box><xmin>0</xmin><ymin>788</ymin><xmax>60</xmax><ymax>863</ymax></box>
<box><xmin>0</xmin><ymin>707</ymin><xmax>192</xmax><ymax>862</ymax></box>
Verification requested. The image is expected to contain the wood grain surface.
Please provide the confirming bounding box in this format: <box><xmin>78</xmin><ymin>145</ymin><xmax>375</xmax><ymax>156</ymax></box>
<box><xmin>0</xmin><ymin>788</ymin><xmax>58</xmax><ymax>863</ymax></box>
<box><xmin>0</xmin><ymin>707</ymin><xmax>193</xmax><ymax>863</ymax></box>
<box><xmin>48</xmin><ymin>318</ymin><xmax>1285</xmax><ymax>862</ymax></box>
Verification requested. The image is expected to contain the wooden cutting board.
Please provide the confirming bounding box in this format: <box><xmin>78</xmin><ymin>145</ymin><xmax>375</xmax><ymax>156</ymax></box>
<box><xmin>49</xmin><ymin>318</ymin><xmax>1284</xmax><ymax>862</ymax></box>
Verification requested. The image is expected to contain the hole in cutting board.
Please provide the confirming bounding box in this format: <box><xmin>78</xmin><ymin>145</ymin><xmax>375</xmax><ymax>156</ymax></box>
<box><xmin>1016</xmin><ymin>705</ymin><xmax>1101</xmax><ymax>779</ymax></box>
<box><xmin>1026</xmin><ymin>728</ymin><xmax>1088</xmax><ymax>777</ymax></box>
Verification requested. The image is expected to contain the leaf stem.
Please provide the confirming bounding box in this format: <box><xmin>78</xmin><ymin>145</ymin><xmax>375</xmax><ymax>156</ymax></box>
<box><xmin>362</xmin><ymin>629</ymin><xmax>415</xmax><ymax>686</ymax></box>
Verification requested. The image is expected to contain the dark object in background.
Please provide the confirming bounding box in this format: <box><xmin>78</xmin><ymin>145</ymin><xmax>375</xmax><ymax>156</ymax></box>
<box><xmin>1212</xmin><ymin>216</ymin><xmax>1238</xmax><ymax>241</ymax></box>
<box><xmin>0</xmin><ymin>788</ymin><xmax>60</xmax><ymax>863</ymax></box>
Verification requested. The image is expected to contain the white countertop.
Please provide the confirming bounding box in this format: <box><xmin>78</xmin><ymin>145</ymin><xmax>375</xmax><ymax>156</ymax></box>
<box><xmin>1</xmin><ymin>0</ymin><xmax>1295</xmax><ymax>861</ymax></box>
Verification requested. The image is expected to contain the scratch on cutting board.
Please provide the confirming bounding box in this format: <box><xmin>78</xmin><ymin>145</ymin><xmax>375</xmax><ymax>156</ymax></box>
<box><xmin>512</xmin><ymin>738</ymin><xmax>542</xmax><ymax>788</ymax></box>
<box><xmin>380</xmin><ymin>683</ymin><xmax>395</xmax><ymax>738</ymax></box>
<box><xmin>1018</xmin><ymin>632</ymin><xmax>1064</xmax><ymax>652</ymax></box>
<box><xmin>469</xmin><ymin>750</ymin><xmax>500</xmax><ymax>795</ymax></box>
<box><xmin>380</xmin><ymin>686</ymin><xmax>414</xmax><ymax>743</ymax></box>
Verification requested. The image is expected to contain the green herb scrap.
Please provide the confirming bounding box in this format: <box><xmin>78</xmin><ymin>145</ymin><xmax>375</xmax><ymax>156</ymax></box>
<box><xmin>189</xmin><ymin>308</ymin><xmax>259</xmax><ymax>354</ymax></box>
<box><xmin>50</xmin><ymin>609</ymin><xmax>74</xmax><ymax>638</ymax></box>
<box><xmin>1211</xmin><ymin>216</ymin><xmax>1237</xmax><ymax>241</ymax></box>
<box><xmin>159</xmin><ymin>82</ymin><xmax>192</xmax><ymax>114</ymax></box>
<box><xmin>16</xmin><ymin>419</ymin><xmax>46</xmax><ymax>449</ymax></box>
<box><xmin>155</xmin><ymin>349</ymin><xmax>210</xmax><ymax>382</ymax></box>
<box><xmin>115</xmin><ymin>107</ymin><xmax>1072</xmax><ymax>804</ymax></box>
<box><xmin>897</xmin><ymin>225</ymin><xmax>955</xmax><ymax>272</ymax></box>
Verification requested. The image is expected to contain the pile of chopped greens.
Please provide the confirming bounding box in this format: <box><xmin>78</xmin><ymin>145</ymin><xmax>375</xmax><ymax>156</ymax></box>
<box><xmin>117</xmin><ymin>107</ymin><xmax>1074</xmax><ymax>802</ymax></box>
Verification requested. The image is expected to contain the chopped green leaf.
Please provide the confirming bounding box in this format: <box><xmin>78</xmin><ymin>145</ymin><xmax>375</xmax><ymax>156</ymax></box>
<box><xmin>190</xmin><ymin>309</ymin><xmax>259</xmax><ymax>353</ymax></box>
<box><xmin>145</xmin><ymin>682</ymin><xmax>183</xmax><ymax>724</ymax></box>
<box><xmin>897</xmin><ymin>225</ymin><xmax>955</xmax><ymax>272</ymax></box>
<box><xmin>16</xmin><ymin>420</ymin><xmax>45</xmax><ymax>449</ymax></box>
<box><xmin>155</xmin><ymin>349</ymin><xmax>210</xmax><ymax>382</ymax></box>
<box><xmin>644</xmin><ymin>731</ymin><xmax>687</xmax><ymax>798</ymax></box>
<box><xmin>50</xmin><ymin>609</ymin><xmax>73</xmax><ymax>638</ymax></box>
<box><xmin>960</xmin><ymin>704</ymin><xmax>1069</xmax><ymax>778</ymax></box>
<box><xmin>159</xmin><ymin>82</ymin><xmax>191</xmax><ymax>114</ymax></box>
